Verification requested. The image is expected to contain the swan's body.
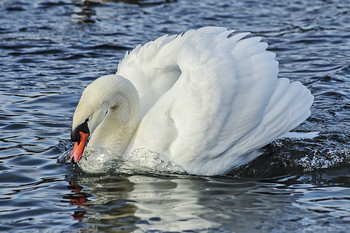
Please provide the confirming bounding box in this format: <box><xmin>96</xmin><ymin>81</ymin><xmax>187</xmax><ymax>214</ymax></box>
<box><xmin>70</xmin><ymin>27</ymin><xmax>313</xmax><ymax>176</ymax></box>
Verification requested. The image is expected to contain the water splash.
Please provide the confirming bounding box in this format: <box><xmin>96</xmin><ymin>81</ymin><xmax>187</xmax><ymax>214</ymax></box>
<box><xmin>59</xmin><ymin>148</ymin><xmax>186</xmax><ymax>175</ymax></box>
<box><xmin>299</xmin><ymin>148</ymin><xmax>350</xmax><ymax>172</ymax></box>
<box><xmin>230</xmin><ymin>137</ymin><xmax>350</xmax><ymax>177</ymax></box>
<box><xmin>58</xmin><ymin>140</ymin><xmax>350</xmax><ymax>177</ymax></box>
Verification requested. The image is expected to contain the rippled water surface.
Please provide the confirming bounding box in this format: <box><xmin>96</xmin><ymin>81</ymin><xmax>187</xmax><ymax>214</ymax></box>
<box><xmin>1</xmin><ymin>0</ymin><xmax>350</xmax><ymax>232</ymax></box>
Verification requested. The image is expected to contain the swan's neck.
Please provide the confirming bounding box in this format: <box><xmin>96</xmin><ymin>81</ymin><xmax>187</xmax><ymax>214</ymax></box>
<box><xmin>87</xmin><ymin>75</ymin><xmax>140</xmax><ymax>154</ymax></box>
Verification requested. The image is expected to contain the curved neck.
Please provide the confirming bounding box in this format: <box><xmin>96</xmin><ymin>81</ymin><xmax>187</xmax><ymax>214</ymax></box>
<box><xmin>87</xmin><ymin>75</ymin><xmax>140</xmax><ymax>154</ymax></box>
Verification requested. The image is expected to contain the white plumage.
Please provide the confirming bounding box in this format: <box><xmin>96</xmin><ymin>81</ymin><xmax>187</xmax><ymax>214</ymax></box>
<box><xmin>71</xmin><ymin>27</ymin><xmax>313</xmax><ymax>175</ymax></box>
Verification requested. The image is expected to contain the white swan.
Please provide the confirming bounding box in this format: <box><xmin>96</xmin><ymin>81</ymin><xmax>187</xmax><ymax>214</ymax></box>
<box><xmin>70</xmin><ymin>27</ymin><xmax>313</xmax><ymax>176</ymax></box>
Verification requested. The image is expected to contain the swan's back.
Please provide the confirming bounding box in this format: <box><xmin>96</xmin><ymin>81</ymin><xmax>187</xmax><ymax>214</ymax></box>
<box><xmin>117</xmin><ymin>27</ymin><xmax>313</xmax><ymax>175</ymax></box>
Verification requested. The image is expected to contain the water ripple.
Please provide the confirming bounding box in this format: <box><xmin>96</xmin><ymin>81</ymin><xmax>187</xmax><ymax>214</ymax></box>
<box><xmin>1</xmin><ymin>0</ymin><xmax>350</xmax><ymax>232</ymax></box>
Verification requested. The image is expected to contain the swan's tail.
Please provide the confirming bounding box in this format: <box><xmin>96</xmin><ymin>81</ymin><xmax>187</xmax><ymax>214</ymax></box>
<box><xmin>214</xmin><ymin>78</ymin><xmax>314</xmax><ymax>174</ymax></box>
<box><xmin>246</xmin><ymin>78</ymin><xmax>314</xmax><ymax>150</ymax></box>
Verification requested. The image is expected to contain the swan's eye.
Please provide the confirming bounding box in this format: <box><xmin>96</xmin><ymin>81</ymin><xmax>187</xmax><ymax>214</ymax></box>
<box><xmin>71</xmin><ymin>119</ymin><xmax>90</xmax><ymax>142</ymax></box>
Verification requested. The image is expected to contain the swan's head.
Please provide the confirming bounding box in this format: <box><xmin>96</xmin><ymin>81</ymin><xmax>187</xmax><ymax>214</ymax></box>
<box><xmin>70</xmin><ymin>74</ymin><xmax>139</xmax><ymax>164</ymax></box>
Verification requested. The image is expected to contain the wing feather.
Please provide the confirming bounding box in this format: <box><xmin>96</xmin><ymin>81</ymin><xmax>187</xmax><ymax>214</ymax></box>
<box><xmin>119</xmin><ymin>27</ymin><xmax>313</xmax><ymax>175</ymax></box>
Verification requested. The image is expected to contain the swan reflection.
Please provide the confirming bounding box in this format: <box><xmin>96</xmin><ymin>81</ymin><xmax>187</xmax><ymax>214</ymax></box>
<box><xmin>65</xmin><ymin>174</ymin><xmax>305</xmax><ymax>232</ymax></box>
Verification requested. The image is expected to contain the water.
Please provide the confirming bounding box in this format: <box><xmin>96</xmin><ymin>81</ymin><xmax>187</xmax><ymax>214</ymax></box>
<box><xmin>1</xmin><ymin>0</ymin><xmax>350</xmax><ymax>232</ymax></box>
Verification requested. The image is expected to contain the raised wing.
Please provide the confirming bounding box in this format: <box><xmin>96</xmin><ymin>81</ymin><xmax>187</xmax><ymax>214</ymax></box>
<box><xmin>116</xmin><ymin>33</ymin><xmax>181</xmax><ymax>118</ymax></box>
<box><xmin>120</xmin><ymin>27</ymin><xmax>313</xmax><ymax>175</ymax></box>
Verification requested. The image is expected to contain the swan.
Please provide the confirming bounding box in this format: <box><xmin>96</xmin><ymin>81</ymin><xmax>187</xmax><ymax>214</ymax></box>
<box><xmin>70</xmin><ymin>27</ymin><xmax>313</xmax><ymax>176</ymax></box>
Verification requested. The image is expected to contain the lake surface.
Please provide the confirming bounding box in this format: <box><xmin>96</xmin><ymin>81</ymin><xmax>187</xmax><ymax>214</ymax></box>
<box><xmin>1</xmin><ymin>0</ymin><xmax>350</xmax><ymax>232</ymax></box>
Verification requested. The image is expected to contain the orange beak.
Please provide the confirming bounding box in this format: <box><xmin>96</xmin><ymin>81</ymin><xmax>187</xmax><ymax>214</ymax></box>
<box><xmin>70</xmin><ymin>131</ymin><xmax>89</xmax><ymax>163</ymax></box>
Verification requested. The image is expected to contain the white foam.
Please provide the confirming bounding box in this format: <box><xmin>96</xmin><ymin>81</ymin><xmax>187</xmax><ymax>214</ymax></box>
<box><xmin>280</xmin><ymin>131</ymin><xmax>319</xmax><ymax>140</ymax></box>
<box><xmin>76</xmin><ymin>148</ymin><xmax>185</xmax><ymax>175</ymax></box>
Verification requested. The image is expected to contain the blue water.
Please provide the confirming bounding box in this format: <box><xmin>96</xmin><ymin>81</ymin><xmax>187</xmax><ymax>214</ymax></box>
<box><xmin>1</xmin><ymin>0</ymin><xmax>350</xmax><ymax>232</ymax></box>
